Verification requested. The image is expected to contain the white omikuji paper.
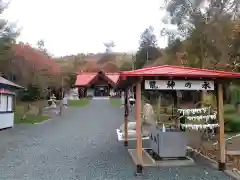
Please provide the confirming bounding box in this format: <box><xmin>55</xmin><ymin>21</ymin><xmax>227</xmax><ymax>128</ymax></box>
<box><xmin>177</xmin><ymin>107</ymin><xmax>209</xmax><ymax>115</ymax></box>
<box><xmin>145</xmin><ymin>80</ymin><xmax>214</xmax><ymax>90</ymax></box>
<box><xmin>181</xmin><ymin>123</ymin><xmax>219</xmax><ymax>130</ymax></box>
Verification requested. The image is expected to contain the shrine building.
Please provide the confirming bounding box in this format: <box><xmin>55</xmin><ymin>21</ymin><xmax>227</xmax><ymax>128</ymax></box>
<box><xmin>75</xmin><ymin>71</ymin><xmax>120</xmax><ymax>98</ymax></box>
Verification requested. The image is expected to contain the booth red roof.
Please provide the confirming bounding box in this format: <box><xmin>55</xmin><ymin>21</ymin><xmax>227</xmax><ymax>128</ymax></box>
<box><xmin>121</xmin><ymin>65</ymin><xmax>240</xmax><ymax>78</ymax></box>
<box><xmin>75</xmin><ymin>72</ymin><xmax>120</xmax><ymax>86</ymax></box>
<box><xmin>0</xmin><ymin>89</ymin><xmax>15</xmax><ymax>95</ymax></box>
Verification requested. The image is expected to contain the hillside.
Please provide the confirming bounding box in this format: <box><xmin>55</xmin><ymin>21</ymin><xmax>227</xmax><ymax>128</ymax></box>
<box><xmin>54</xmin><ymin>52</ymin><xmax>134</xmax><ymax>73</ymax></box>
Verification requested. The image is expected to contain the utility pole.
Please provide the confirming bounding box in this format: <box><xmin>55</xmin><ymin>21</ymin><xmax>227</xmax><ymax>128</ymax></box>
<box><xmin>131</xmin><ymin>53</ymin><xmax>136</xmax><ymax>98</ymax></box>
<box><xmin>146</xmin><ymin>51</ymin><xmax>149</xmax><ymax>62</ymax></box>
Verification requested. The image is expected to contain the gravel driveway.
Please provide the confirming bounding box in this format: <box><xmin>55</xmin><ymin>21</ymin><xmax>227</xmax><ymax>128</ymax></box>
<box><xmin>0</xmin><ymin>99</ymin><xmax>234</xmax><ymax>180</ymax></box>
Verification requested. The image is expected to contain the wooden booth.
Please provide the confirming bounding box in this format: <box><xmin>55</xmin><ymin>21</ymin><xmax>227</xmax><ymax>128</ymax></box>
<box><xmin>116</xmin><ymin>65</ymin><xmax>240</xmax><ymax>175</ymax></box>
<box><xmin>0</xmin><ymin>76</ymin><xmax>23</xmax><ymax>129</ymax></box>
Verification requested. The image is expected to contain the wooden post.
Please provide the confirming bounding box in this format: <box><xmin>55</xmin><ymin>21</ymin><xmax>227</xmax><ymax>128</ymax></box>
<box><xmin>217</xmin><ymin>82</ymin><xmax>226</xmax><ymax>170</ymax></box>
<box><xmin>124</xmin><ymin>88</ymin><xmax>129</xmax><ymax>146</ymax></box>
<box><xmin>135</xmin><ymin>78</ymin><xmax>143</xmax><ymax>175</ymax></box>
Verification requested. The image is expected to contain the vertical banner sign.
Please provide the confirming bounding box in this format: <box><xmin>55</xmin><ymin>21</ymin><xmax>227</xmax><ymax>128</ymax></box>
<box><xmin>145</xmin><ymin>80</ymin><xmax>214</xmax><ymax>90</ymax></box>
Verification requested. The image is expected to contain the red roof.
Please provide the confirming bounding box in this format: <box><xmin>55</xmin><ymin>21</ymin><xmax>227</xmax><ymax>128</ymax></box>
<box><xmin>121</xmin><ymin>65</ymin><xmax>240</xmax><ymax>78</ymax></box>
<box><xmin>75</xmin><ymin>73</ymin><xmax>97</xmax><ymax>86</ymax></box>
<box><xmin>105</xmin><ymin>73</ymin><xmax>120</xmax><ymax>84</ymax></box>
<box><xmin>75</xmin><ymin>72</ymin><xmax>120</xmax><ymax>86</ymax></box>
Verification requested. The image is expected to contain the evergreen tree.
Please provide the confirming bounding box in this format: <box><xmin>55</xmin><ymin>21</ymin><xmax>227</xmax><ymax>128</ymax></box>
<box><xmin>135</xmin><ymin>26</ymin><xmax>161</xmax><ymax>69</ymax></box>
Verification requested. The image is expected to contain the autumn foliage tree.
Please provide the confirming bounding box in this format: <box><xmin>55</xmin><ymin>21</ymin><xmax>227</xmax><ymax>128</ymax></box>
<box><xmin>12</xmin><ymin>43</ymin><xmax>61</xmax><ymax>100</ymax></box>
<box><xmin>81</xmin><ymin>61</ymin><xmax>100</xmax><ymax>72</ymax></box>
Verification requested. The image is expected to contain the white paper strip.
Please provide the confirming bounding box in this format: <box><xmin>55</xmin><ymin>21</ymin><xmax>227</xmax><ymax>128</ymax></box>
<box><xmin>145</xmin><ymin>80</ymin><xmax>214</xmax><ymax>90</ymax></box>
<box><xmin>178</xmin><ymin>107</ymin><xmax>209</xmax><ymax>115</ymax></box>
<box><xmin>181</xmin><ymin>124</ymin><xmax>219</xmax><ymax>130</ymax></box>
<box><xmin>186</xmin><ymin>114</ymin><xmax>216</xmax><ymax>121</ymax></box>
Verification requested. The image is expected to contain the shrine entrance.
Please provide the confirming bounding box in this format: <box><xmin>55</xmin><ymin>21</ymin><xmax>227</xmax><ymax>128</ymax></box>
<box><xmin>94</xmin><ymin>85</ymin><xmax>109</xmax><ymax>97</ymax></box>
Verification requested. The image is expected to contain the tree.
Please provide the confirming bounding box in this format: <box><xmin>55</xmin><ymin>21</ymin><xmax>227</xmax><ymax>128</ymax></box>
<box><xmin>120</xmin><ymin>60</ymin><xmax>133</xmax><ymax>71</ymax></box>
<box><xmin>135</xmin><ymin>26</ymin><xmax>161</xmax><ymax>69</ymax></box>
<box><xmin>36</xmin><ymin>39</ymin><xmax>50</xmax><ymax>57</ymax></box>
<box><xmin>12</xmin><ymin>43</ymin><xmax>61</xmax><ymax>100</ymax></box>
<box><xmin>162</xmin><ymin>0</ymin><xmax>240</xmax><ymax>70</ymax></box>
<box><xmin>37</xmin><ymin>39</ymin><xmax>44</xmax><ymax>50</ymax></box>
<box><xmin>0</xmin><ymin>1</ymin><xmax>19</xmax><ymax>76</ymax></box>
<box><xmin>161</xmin><ymin>0</ymin><xmax>240</xmax><ymax>106</ymax></box>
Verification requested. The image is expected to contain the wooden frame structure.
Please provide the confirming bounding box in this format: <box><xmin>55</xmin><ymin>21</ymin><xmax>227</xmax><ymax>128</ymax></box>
<box><xmin>116</xmin><ymin>65</ymin><xmax>240</xmax><ymax>175</ymax></box>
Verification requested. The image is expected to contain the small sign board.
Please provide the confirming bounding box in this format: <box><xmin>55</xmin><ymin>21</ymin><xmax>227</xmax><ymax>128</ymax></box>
<box><xmin>145</xmin><ymin>80</ymin><xmax>214</xmax><ymax>90</ymax></box>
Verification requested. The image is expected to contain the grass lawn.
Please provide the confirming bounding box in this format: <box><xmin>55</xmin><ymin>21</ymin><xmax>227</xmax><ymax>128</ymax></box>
<box><xmin>15</xmin><ymin>113</ymin><xmax>49</xmax><ymax>124</ymax></box>
<box><xmin>68</xmin><ymin>99</ymin><xmax>89</xmax><ymax>107</ymax></box>
<box><xmin>14</xmin><ymin>102</ymin><xmax>49</xmax><ymax>124</ymax></box>
<box><xmin>109</xmin><ymin>98</ymin><xmax>122</xmax><ymax>107</ymax></box>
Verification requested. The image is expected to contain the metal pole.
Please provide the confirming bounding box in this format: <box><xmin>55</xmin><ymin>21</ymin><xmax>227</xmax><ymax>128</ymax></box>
<box><xmin>131</xmin><ymin>54</ymin><xmax>136</xmax><ymax>95</ymax></box>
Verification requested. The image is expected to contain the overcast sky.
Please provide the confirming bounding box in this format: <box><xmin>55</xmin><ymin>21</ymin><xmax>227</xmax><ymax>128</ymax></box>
<box><xmin>3</xmin><ymin>0</ymin><xmax>167</xmax><ymax>56</ymax></box>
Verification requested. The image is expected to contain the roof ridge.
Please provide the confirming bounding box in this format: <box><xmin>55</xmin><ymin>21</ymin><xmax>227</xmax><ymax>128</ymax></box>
<box><xmin>169</xmin><ymin>65</ymin><xmax>239</xmax><ymax>75</ymax></box>
<box><xmin>120</xmin><ymin>65</ymin><xmax>240</xmax><ymax>78</ymax></box>
<box><xmin>123</xmin><ymin>65</ymin><xmax>239</xmax><ymax>75</ymax></box>
<box><xmin>121</xmin><ymin>65</ymin><xmax>170</xmax><ymax>74</ymax></box>
<box><xmin>77</xmin><ymin>72</ymin><xmax>98</xmax><ymax>75</ymax></box>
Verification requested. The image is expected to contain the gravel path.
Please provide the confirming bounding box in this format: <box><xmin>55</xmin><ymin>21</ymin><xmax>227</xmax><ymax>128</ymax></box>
<box><xmin>0</xmin><ymin>99</ymin><xmax>234</xmax><ymax>180</ymax></box>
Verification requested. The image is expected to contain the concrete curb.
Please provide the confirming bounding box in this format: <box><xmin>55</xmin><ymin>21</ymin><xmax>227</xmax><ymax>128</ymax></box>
<box><xmin>187</xmin><ymin>146</ymin><xmax>240</xmax><ymax>180</ymax></box>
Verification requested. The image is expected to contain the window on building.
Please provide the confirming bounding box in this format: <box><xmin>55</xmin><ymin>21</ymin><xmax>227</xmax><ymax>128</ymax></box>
<box><xmin>0</xmin><ymin>94</ymin><xmax>7</xmax><ymax>112</ymax></box>
<box><xmin>0</xmin><ymin>94</ymin><xmax>13</xmax><ymax>112</ymax></box>
<box><xmin>7</xmin><ymin>96</ymin><xmax>13</xmax><ymax>111</ymax></box>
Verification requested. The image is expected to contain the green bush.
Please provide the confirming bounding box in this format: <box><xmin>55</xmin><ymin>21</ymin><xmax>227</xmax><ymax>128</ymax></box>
<box><xmin>230</xmin><ymin>86</ymin><xmax>240</xmax><ymax>105</ymax></box>
<box><xmin>20</xmin><ymin>84</ymin><xmax>41</xmax><ymax>102</ymax></box>
<box><xmin>225</xmin><ymin>114</ymin><xmax>240</xmax><ymax>132</ymax></box>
